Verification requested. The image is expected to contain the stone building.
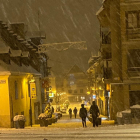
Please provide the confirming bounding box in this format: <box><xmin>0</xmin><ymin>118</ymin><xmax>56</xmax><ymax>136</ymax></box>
<box><xmin>0</xmin><ymin>21</ymin><xmax>49</xmax><ymax>127</ymax></box>
<box><xmin>96</xmin><ymin>0</ymin><xmax>140</xmax><ymax>120</ymax></box>
<box><xmin>87</xmin><ymin>55</ymin><xmax>107</xmax><ymax>116</ymax></box>
<box><xmin>63</xmin><ymin>64</ymin><xmax>89</xmax><ymax>103</ymax></box>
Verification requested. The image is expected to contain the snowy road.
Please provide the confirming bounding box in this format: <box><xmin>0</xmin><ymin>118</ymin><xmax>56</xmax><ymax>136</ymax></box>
<box><xmin>1</xmin><ymin>126</ymin><xmax>140</xmax><ymax>140</ymax></box>
<box><xmin>0</xmin><ymin>115</ymin><xmax>140</xmax><ymax>140</ymax></box>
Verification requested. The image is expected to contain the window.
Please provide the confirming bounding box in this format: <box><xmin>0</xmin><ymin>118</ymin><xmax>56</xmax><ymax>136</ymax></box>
<box><xmin>127</xmin><ymin>49</ymin><xmax>140</xmax><ymax>71</ymax></box>
<box><xmin>70</xmin><ymin>81</ymin><xmax>74</xmax><ymax>85</ymax></box>
<box><xmin>21</xmin><ymin>111</ymin><xmax>24</xmax><ymax>115</ymax></box>
<box><xmin>74</xmin><ymin>90</ymin><xmax>77</xmax><ymax>93</ymax></box>
<box><xmin>15</xmin><ymin>81</ymin><xmax>18</xmax><ymax>99</ymax></box>
<box><xmin>126</xmin><ymin>11</ymin><xmax>140</xmax><ymax>40</ymax></box>
<box><xmin>127</xmin><ymin>12</ymin><xmax>137</xmax><ymax>28</ymax></box>
<box><xmin>68</xmin><ymin>90</ymin><xmax>72</xmax><ymax>93</ymax></box>
<box><xmin>80</xmin><ymin>89</ymin><xmax>83</xmax><ymax>93</ymax></box>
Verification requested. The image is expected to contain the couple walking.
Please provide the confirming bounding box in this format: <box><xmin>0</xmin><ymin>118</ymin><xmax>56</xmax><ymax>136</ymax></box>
<box><xmin>68</xmin><ymin>107</ymin><xmax>78</xmax><ymax>119</ymax></box>
<box><xmin>79</xmin><ymin>101</ymin><xmax>100</xmax><ymax>127</ymax></box>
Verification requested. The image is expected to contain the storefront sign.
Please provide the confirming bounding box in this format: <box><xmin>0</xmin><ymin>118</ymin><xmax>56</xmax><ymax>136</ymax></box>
<box><xmin>30</xmin><ymin>82</ymin><xmax>36</xmax><ymax>99</ymax></box>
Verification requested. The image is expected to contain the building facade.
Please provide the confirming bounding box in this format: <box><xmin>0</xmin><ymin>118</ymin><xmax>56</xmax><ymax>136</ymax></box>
<box><xmin>63</xmin><ymin>65</ymin><xmax>89</xmax><ymax>103</ymax></box>
<box><xmin>96</xmin><ymin>0</ymin><xmax>140</xmax><ymax>120</ymax></box>
<box><xmin>0</xmin><ymin>21</ymin><xmax>49</xmax><ymax>127</ymax></box>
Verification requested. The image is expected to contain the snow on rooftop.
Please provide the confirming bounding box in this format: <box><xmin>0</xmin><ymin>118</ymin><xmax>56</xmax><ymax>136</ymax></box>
<box><xmin>0</xmin><ymin>37</ymin><xmax>10</xmax><ymax>54</ymax></box>
<box><xmin>21</xmin><ymin>51</ymin><xmax>29</xmax><ymax>57</ymax></box>
<box><xmin>0</xmin><ymin>60</ymin><xmax>40</xmax><ymax>75</ymax></box>
<box><xmin>96</xmin><ymin>6</ymin><xmax>104</xmax><ymax>16</ymax></box>
<box><xmin>130</xmin><ymin>104</ymin><xmax>140</xmax><ymax>109</ymax></box>
<box><xmin>10</xmin><ymin>49</ymin><xmax>22</xmax><ymax>57</ymax></box>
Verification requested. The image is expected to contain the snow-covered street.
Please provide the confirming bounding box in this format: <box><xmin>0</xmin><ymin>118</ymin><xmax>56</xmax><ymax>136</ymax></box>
<box><xmin>1</xmin><ymin>116</ymin><xmax>140</xmax><ymax>140</ymax></box>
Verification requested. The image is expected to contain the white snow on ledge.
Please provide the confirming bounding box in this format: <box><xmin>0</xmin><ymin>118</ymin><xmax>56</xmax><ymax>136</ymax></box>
<box><xmin>130</xmin><ymin>104</ymin><xmax>140</xmax><ymax>109</ymax></box>
<box><xmin>122</xmin><ymin>109</ymin><xmax>131</xmax><ymax>113</ymax></box>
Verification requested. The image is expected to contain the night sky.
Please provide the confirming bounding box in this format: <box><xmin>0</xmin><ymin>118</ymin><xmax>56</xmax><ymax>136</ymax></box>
<box><xmin>0</xmin><ymin>0</ymin><xmax>102</xmax><ymax>85</ymax></box>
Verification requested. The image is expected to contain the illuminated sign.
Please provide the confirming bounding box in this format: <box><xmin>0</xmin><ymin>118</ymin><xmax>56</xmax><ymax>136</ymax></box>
<box><xmin>30</xmin><ymin>82</ymin><xmax>36</xmax><ymax>99</ymax></box>
<box><xmin>49</xmin><ymin>92</ymin><xmax>54</xmax><ymax>97</ymax></box>
<box><xmin>93</xmin><ymin>95</ymin><xmax>96</xmax><ymax>99</ymax></box>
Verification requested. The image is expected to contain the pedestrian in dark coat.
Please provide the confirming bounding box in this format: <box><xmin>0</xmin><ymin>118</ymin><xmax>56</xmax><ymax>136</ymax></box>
<box><xmin>79</xmin><ymin>104</ymin><xmax>87</xmax><ymax>127</ymax></box>
<box><xmin>68</xmin><ymin>108</ymin><xmax>72</xmax><ymax>118</ymax></box>
<box><xmin>73</xmin><ymin>107</ymin><xmax>78</xmax><ymax>118</ymax></box>
<box><xmin>89</xmin><ymin>101</ymin><xmax>100</xmax><ymax>127</ymax></box>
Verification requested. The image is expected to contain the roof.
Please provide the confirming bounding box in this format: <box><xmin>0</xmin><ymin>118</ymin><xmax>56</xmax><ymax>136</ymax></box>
<box><xmin>88</xmin><ymin>55</ymin><xmax>100</xmax><ymax>64</ymax></box>
<box><xmin>66</xmin><ymin>64</ymin><xmax>85</xmax><ymax>75</ymax></box>
<box><xmin>0</xmin><ymin>60</ymin><xmax>40</xmax><ymax>76</ymax></box>
<box><xmin>10</xmin><ymin>49</ymin><xmax>22</xmax><ymax>57</ymax></box>
<box><xmin>96</xmin><ymin>6</ymin><xmax>104</xmax><ymax>16</ymax></box>
<box><xmin>0</xmin><ymin>37</ymin><xmax>10</xmax><ymax>54</ymax></box>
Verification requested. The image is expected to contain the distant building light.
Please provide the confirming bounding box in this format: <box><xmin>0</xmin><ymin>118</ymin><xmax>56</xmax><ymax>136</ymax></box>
<box><xmin>93</xmin><ymin>95</ymin><xmax>96</xmax><ymax>99</ymax></box>
<box><xmin>49</xmin><ymin>93</ymin><xmax>54</xmax><ymax>97</ymax></box>
<box><xmin>108</xmin><ymin>92</ymin><xmax>110</xmax><ymax>97</ymax></box>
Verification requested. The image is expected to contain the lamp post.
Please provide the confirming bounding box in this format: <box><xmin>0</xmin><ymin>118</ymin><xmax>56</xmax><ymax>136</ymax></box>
<box><xmin>28</xmin><ymin>76</ymin><xmax>36</xmax><ymax>127</ymax></box>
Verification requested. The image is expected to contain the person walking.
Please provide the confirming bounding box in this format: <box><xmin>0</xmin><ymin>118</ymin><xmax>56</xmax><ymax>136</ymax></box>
<box><xmin>89</xmin><ymin>101</ymin><xmax>100</xmax><ymax>127</ymax></box>
<box><xmin>73</xmin><ymin>107</ymin><xmax>78</xmax><ymax>118</ymax></box>
<box><xmin>79</xmin><ymin>104</ymin><xmax>87</xmax><ymax>127</ymax></box>
<box><xmin>68</xmin><ymin>108</ymin><xmax>72</xmax><ymax>119</ymax></box>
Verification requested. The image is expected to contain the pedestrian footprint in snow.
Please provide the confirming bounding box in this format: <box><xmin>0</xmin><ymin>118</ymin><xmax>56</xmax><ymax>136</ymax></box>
<box><xmin>79</xmin><ymin>104</ymin><xmax>87</xmax><ymax>127</ymax></box>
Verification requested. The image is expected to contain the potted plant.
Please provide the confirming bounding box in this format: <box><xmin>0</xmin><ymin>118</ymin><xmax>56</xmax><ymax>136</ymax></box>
<box><xmin>13</xmin><ymin>115</ymin><xmax>26</xmax><ymax>129</ymax></box>
<box><xmin>38</xmin><ymin>113</ymin><xmax>48</xmax><ymax>127</ymax></box>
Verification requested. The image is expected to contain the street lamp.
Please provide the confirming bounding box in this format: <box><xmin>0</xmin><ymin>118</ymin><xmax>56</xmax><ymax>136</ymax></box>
<box><xmin>28</xmin><ymin>76</ymin><xmax>35</xmax><ymax>127</ymax></box>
